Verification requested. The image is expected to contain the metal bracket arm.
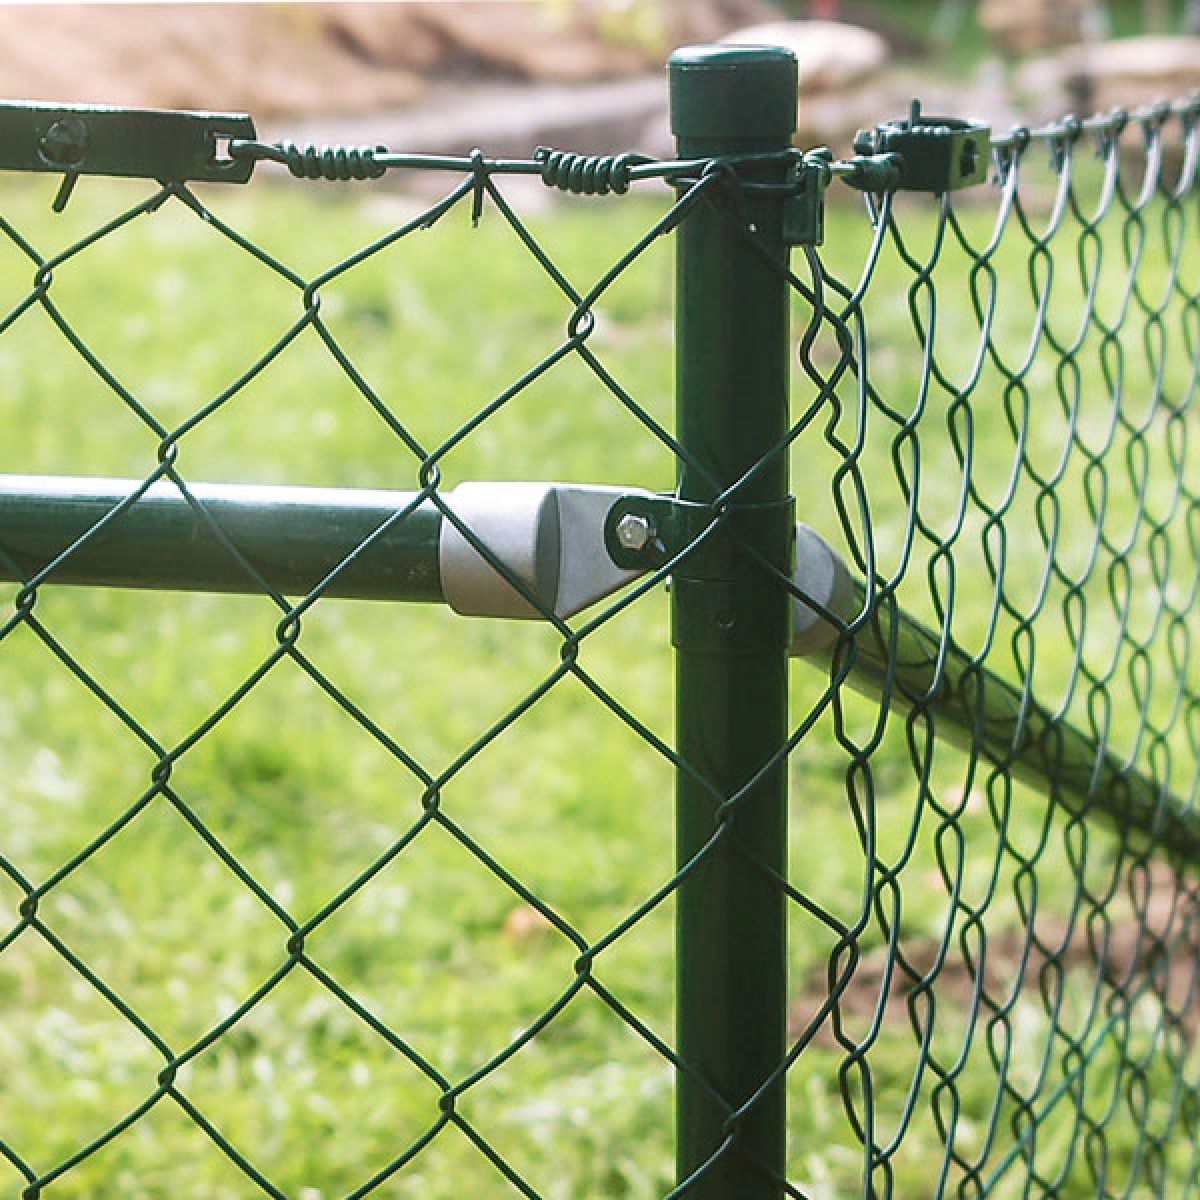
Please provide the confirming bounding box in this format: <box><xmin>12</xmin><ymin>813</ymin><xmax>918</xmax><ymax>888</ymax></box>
<box><xmin>438</xmin><ymin>482</ymin><xmax>651</xmax><ymax>619</ymax></box>
<box><xmin>601</xmin><ymin>492</ymin><xmax>852</xmax><ymax>651</ymax></box>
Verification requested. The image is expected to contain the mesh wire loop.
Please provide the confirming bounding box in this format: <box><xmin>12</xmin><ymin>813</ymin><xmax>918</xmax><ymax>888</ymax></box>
<box><xmin>0</xmin><ymin>78</ymin><xmax>1199</xmax><ymax>1200</ymax></box>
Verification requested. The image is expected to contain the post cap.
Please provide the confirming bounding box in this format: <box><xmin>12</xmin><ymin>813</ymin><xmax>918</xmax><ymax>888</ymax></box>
<box><xmin>669</xmin><ymin>44</ymin><xmax>798</xmax><ymax>143</ymax></box>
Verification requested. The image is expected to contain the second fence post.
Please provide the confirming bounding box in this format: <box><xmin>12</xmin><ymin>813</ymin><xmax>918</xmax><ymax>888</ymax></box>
<box><xmin>669</xmin><ymin>45</ymin><xmax>797</xmax><ymax>1197</ymax></box>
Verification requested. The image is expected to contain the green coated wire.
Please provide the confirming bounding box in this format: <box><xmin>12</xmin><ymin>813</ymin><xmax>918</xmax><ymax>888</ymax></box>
<box><xmin>1</xmin><ymin>89</ymin><xmax>1199</xmax><ymax>1200</ymax></box>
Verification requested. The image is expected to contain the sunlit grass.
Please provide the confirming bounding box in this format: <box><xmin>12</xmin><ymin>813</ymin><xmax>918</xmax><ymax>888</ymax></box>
<box><xmin>0</xmin><ymin>157</ymin><xmax>1197</xmax><ymax>1199</ymax></box>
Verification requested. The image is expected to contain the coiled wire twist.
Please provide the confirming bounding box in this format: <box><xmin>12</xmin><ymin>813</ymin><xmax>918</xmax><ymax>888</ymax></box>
<box><xmin>277</xmin><ymin>141</ymin><xmax>387</xmax><ymax>181</ymax></box>
<box><xmin>534</xmin><ymin>147</ymin><xmax>651</xmax><ymax>195</ymax></box>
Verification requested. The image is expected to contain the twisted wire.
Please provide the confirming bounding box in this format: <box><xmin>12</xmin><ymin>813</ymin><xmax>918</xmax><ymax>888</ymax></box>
<box><xmin>267</xmin><ymin>140</ymin><xmax>387</xmax><ymax>181</ymax></box>
<box><xmin>532</xmin><ymin>147</ymin><xmax>651</xmax><ymax>195</ymax></box>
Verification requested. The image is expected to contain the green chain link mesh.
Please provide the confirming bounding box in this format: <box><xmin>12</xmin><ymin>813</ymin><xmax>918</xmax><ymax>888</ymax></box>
<box><xmin>1</xmin><ymin>87</ymin><xmax>1199</xmax><ymax>1199</ymax></box>
<box><xmin>784</xmin><ymin>102</ymin><xmax>1200</xmax><ymax>1197</ymax></box>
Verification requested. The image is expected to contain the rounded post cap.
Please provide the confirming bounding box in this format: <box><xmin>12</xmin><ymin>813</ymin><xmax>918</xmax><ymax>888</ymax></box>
<box><xmin>669</xmin><ymin>44</ymin><xmax>798</xmax><ymax>142</ymax></box>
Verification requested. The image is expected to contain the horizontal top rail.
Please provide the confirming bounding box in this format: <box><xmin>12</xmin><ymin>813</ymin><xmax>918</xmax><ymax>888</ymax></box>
<box><xmin>4</xmin><ymin>471</ymin><xmax>1192</xmax><ymax>869</ymax></box>
<box><xmin>0</xmin><ymin>475</ymin><xmax>643</xmax><ymax>618</ymax></box>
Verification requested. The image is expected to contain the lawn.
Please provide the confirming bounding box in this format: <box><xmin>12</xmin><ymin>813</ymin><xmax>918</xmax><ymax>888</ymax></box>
<box><xmin>0</xmin><ymin>131</ymin><xmax>1198</xmax><ymax>1199</ymax></box>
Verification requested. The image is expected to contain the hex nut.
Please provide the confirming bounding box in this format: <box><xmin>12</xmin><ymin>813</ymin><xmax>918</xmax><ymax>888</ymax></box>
<box><xmin>615</xmin><ymin>512</ymin><xmax>654</xmax><ymax>552</ymax></box>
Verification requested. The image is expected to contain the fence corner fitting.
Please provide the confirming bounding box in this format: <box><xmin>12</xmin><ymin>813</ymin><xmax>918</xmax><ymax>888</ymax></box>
<box><xmin>668</xmin><ymin>43</ymin><xmax>797</xmax><ymax>1198</ymax></box>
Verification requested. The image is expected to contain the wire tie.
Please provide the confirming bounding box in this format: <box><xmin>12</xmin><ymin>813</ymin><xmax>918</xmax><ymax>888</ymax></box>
<box><xmin>470</xmin><ymin>148</ymin><xmax>486</xmax><ymax>227</ymax></box>
<box><xmin>50</xmin><ymin>170</ymin><xmax>79</xmax><ymax>213</ymax></box>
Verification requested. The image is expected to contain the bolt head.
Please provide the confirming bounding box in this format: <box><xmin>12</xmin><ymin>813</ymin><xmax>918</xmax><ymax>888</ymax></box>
<box><xmin>39</xmin><ymin>118</ymin><xmax>88</xmax><ymax>169</ymax></box>
<box><xmin>615</xmin><ymin>513</ymin><xmax>654</xmax><ymax>552</ymax></box>
<box><xmin>852</xmin><ymin>129</ymin><xmax>875</xmax><ymax>156</ymax></box>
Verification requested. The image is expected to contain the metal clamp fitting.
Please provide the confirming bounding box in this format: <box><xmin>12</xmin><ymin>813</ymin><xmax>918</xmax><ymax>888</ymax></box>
<box><xmin>852</xmin><ymin>100</ymin><xmax>990</xmax><ymax>193</ymax></box>
<box><xmin>782</xmin><ymin>152</ymin><xmax>831</xmax><ymax>246</ymax></box>
<box><xmin>438</xmin><ymin>483</ymin><xmax>652</xmax><ymax>620</ymax></box>
<box><xmin>789</xmin><ymin>523</ymin><xmax>857</xmax><ymax>655</ymax></box>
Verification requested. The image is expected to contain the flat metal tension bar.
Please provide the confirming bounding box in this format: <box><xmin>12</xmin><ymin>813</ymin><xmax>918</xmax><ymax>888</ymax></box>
<box><xmin>0</xmin><ymin>101</ymin><xmax>256</xmax><ymax>209</ymax></box>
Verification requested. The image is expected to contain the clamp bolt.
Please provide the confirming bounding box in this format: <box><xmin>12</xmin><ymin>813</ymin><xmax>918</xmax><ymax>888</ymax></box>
<box><xmin>615</xmin><ymin>512</ymin><xmax>655</xmax><ymax>552</ymax></box>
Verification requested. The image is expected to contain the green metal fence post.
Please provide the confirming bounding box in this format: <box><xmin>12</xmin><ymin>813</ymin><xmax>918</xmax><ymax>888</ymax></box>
<box><xmin>669</xmin><ymin>44</ymin><xmax>797</xmax><ymax>1197</ymax></box>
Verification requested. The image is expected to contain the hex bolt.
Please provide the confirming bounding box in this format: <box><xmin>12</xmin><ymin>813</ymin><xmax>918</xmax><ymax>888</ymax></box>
<box><xmin>615</xmin><ymin>512</ymin><xmax>655</xmax><ymax>552</ymax></box>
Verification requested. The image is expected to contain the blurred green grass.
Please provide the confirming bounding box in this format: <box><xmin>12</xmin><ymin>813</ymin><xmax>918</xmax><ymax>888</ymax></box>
<box><xmin>0</xmin><ymin>160</ymin><xmax>1196</xmax><ymax>1198</ymax></box>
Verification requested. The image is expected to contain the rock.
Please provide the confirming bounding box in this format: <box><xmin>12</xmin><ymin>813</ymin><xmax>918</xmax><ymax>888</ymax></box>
<box><xmin>0</xmin><ymin>0</ymin><xmax>778</xmax><ymax>120</ymax></box>
<box><xmin>320</xmin><ymin>4</ymin><xmax>453</xmax><ymax>73</ymax></box>
<box><xmin>667</xmin><ymin>0</ymin><xmax>781</xmax><ymax>47</ymax></box>
<box><xmin>784</xmin><ymin>60</ymin><xmax>1017</xmax><ymax>157</ymax></box>
<box><xmin>414</xmin><ymin>0</ymin><xmax>780</xmax><ymax>82</ymax></box>
<box><xmin>268</xmin><ymin>74</ymin><xmax>669</xmax><ymax>163</ymax></box>
<box><xmin>0</xmin><ymin>4</ymin><xmax>426</xmax><ymax>116</ymax></box>
<box><xmin>1019</xmin><ymin>35</ymin><xmax>1200</xmax><ymax>117</ymax></box>
<box><xmin>404</xmin><ymin>2</ymin><xmax>650</xmax><ymax>83</ymax></box>
<box><xmin>721</xmin><ymin>20</ymin><xmax>888</xmax><ymax>95</ymax></box>
<box><xmin>501</xmin><ymin>903</ymin><xmax>555</xmax><ymax>946</ymax></box>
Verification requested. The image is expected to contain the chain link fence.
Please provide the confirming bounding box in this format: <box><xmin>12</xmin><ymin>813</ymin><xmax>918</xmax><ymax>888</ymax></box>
<box><xmin>1</xmin><ymin>43</ymin><xmax>1199</xmax><ymax>1199</ymax></box>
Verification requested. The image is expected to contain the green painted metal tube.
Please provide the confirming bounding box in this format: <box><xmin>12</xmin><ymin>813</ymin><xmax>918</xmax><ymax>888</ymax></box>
<box><xmin>0</xmin><ymin>475</ymin><xmax>443</xmax><ymax>602</ymax></box>
<box><xmin>670</xmin><ymin>45</ymin><xmax>797</xmax><ymax>1198</ymax></box>
<box><xmin>789</xmin><ymin>523</ymin><xmax>1200</xmax><ymax>862</ymax></box>
<box><xmin>792</xmin><ymin>523</ymin><xmax>1195</xmax><ymax>854</ymax></box>
<box><xmin>840</xmin><ymin>584</ymin><xmax>1200</xmax><ymax>864</ymax></box>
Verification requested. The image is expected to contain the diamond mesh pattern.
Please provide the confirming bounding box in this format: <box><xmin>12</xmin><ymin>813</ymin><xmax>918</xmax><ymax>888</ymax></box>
<box><xmin>1</xmin><ymin>92</ymin><xmax>1199</xmax><ymax>1199</ymax></box>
